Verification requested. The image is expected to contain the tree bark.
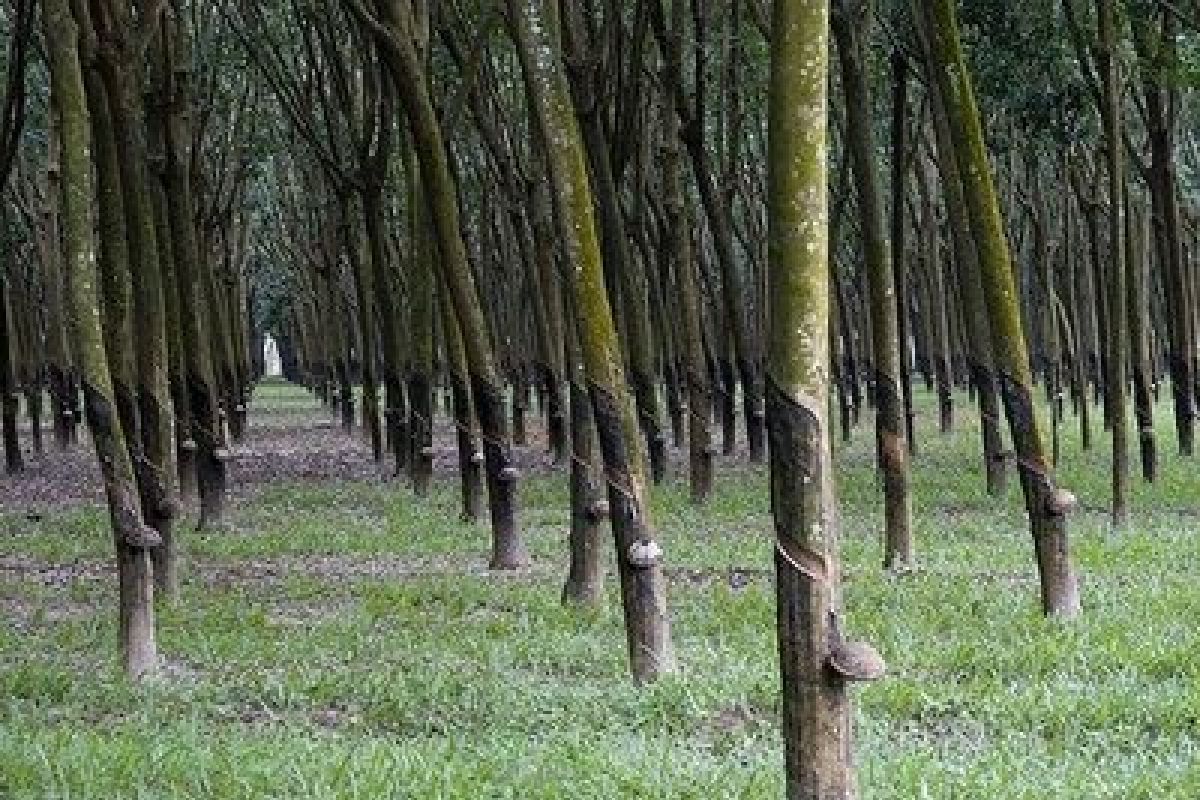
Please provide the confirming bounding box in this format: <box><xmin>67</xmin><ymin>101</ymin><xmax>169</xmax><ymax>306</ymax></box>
<box><xmin>921</xmin><ymin>0</ymin><xmax>1080</xmax><ymax>617</ymax></box>
<box><xmin>660</xmin><ymin>0</ymin><xmax>712</xmax><ymax>504</ymax></box>
<box><xmin>890</xmin><ymin>50</ymin><xmax>916</xmax><ymax>451</ymax></box>
<box><xmin>1128</xmin><ymin>197</ymin><xmax>1156</xmax><ymax>481</ymax></box>
<box><xmin>163</xmin><ymin>8</ymin><xmax>226</xmax><ymax>528</ymax></box>
<box><xmin>1096</xmin><ymin>0</ymin><xmax>1129</xmax><ymax>528</ymax></box>
<box><xmin>45</xmin><ymin>0</ymin><xmax>159</xmax><ymax>679</ymax></box>
<box><xmin>509</xmin><ymin>0</ymin><xmax>674</xmax><ymax>682</ymax></box>
<box><xmin>769</xmin><ymin>2</ymin><xmax>881</xmax><ymax>795</ymax></box>
<box><xmin>407</xmin><ymin>156</ymin><xmax>435</xmax><ymax>498</ymax></box>
<box><xmin>833</xmin><ymin>0</ymin><xmax>913</xmax><ymax>571</ymax></box>
<box><xmin>94</xmin><ymin>0</ymin><xmax>177</xmax><ymax>598</ymax></box>
<box><xmin>354</xmin><ymin>0</ymin><xmax>527</xmax><ymax>569</ymax></box>
<box><xmin>561</xmin><ymin>290</ymin><xmax>605</xmax><ymax>609</ymax></box>
<box><xmin>438</xmin><ymin>276</ymin><xmax>484</xmax><ymax>523</ymax></box>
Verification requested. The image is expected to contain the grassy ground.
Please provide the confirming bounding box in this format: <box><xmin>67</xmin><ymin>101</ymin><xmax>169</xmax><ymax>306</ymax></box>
<box><xmin>2</xmin><ymin>381</ymin><xmax>1198</xmax><ymax>798</ymax></box>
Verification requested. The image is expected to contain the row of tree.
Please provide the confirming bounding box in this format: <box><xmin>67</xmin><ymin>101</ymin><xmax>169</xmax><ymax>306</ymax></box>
<box><xmin>3</xmin><ymin>0</ymin><xmax>1200</xmax><ymax>795</ymax></box>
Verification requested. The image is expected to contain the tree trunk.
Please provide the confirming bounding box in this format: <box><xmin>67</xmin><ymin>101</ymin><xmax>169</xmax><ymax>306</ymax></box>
<box><xmin>833</xmin><ymin>0</ymin><xmax>913</xmax><ymax>571</ymax></box>
<box><xmin>363</xmin><ymin>179</ymin><xmax>407</xmax><ymax>476</ymax></box>
<box><xmin>94</xmin><ymin>2</ymin><xmax>177</xmax><ymax>600</ymax></box>
<box><xmin>1139</xmin><ymin>13</ymin><xmax>1194</xmax><ymax>455</ymax></box>
<box><xmin>41</xmin><ymin>116</ymin><xmax>75</xmax><ymax>450</ymax></box>
<box><xmin>916</xmin><ymin>154</ymin><xmax>953</xmax><ymax>434</ymax></box>
<box><xmin>769</xmin><ymin>2</ymin><xmax>881</xmax><ymax>795</ymax></box>
<box><xmin>44</xmin><ymin>0</ymin><xmax>159</xmax><ymax>679</ymax></box>
<box><xmin>561</xmin><ymin>290</ymin><xmax>605</xmax><ymax>609</ymax></box>
<box><xmin>1128</xmin><ymin>198</ymin><xmax>1156</xmax><ymax>481</ymax></box>
<box><xmin>1063</xmin><ymin>185</ymin><xmax>1093</xmax><ymax>454</ymax></box>
<box><xmin>407</xmin><ymin>157</ymin><xmax>435</xmax><ymax>498</ymax></box>
<box><xmin>0</xmin><ymin>271</ymin><xmax>20</xmax><ymax>474</ymax></box>
<box><xmin>343</xmin><ymin>194</ymin><xmax>382</xmax><ymax>462</ymax></box>
<box><xmin>1096</xmin><ymin>0</ymin><xmax>1129</xmax><ymax>528</ymax></box>
<box><xmin>359</xmin><ymin>0</ymin><xmax>527</xmax><ymax>570</ymax></box>
<box><xmin>921</xmin><ymin>0</ymin><xmax>1080</xmax><ymax>617</ymax></box>
<box><xmin>660</xmin><ymin>0</ymin><xmax>712</xmax><ymax>504</ymax></box>
<box><xmin>439</xmin><ymin>278</ymin><xmax>484</xmax><ymax>523</ymax></box>
<box><xmin>890</xmin><ymin>50</ymin><xmax>916</xmax><ymax>452</ymax></box>
<box><xmin>529</xmin><ymin>177</ymin><xmax>568</xmax><ymax>464</ymax></box>
<box><xmin>163</xmin><ymin>11</ymin><xmax>226</xmax><ymax>528</ymax></box>
<box><xmin>561</xmin><ymin>42</ymin><xmax>666</xmax><ymax>484</ymax></box>
<box><xmin>509</xmin><ymin>0</ymin><xmax>674</xmax><ymax>682</ymax></box>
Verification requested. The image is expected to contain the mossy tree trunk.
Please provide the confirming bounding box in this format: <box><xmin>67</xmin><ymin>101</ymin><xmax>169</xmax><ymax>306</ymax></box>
<box><xmin>561</xmin><ymin>289</ymin><xmax>605</xmax><ymax>609</ymax></box>
<box><xmin>80</xmin><ymin>23</ymin><xmax>141</xmax><ymax>492</ymax></box>
<box><xmin>94</xmin><ymin>0</ymin><xmax>177</xmax><ymax>599</ymax></box>
<box><xmin>659</xmin><ymin>0</ymin><xmax>712</xmax><ymax>505</ymax></box>
<box><xmin>768</xmin><ymin>1</ymin><xmax>880</xmax><ymax>795</ymax></box>
<box><xmin>350</xmin><ymin>0</ymin><xmax>527</xmax><ymax>570</ymax></box>
<box><xmin>407</xmin><ymin>156</ymin><xmax>435</xmax><ymax>498</ymax></box>
<box><xmin>508</xmin><ymin>0</ymin><xmax>674</xmax><ymax>682</ymax></box>
<box><xmin>833</xmin><ymin>0</ymin><xmax>913</xmax><ymax>571</ymax></box>
<box><xmin>559</xmin><ymin>7</ymin><xmax>667</xmax><ymax>484</ymax></box>
<box><xmin>145</xmin><ymin>61</ymin><xmax>196</xmax><ymax>505</ymax></box>
<box><xmin>41</xmin><ymin>117</ymin><xmax>77</xmax><ymax>450</ymax></box>
<box><xmin>163</xmin><ymin>7</ymin><xmax>227</xmax><ymax>528</ymax></box>
<box><xmin>438</xmin><ymin>276</ymin><xmax>484</xmax><ymax>523</ymax></box>
<box><xmin>920</xmin><ymin>0</ymin><xmax>1081</xmax><ymax>617</ymax></box>
<box><xmin>1096</xmin><ymin>0</ymin><xmax>1129</xmax><ymax>528</ymax></box>
<box><xmin>44</xmin><ymin>0</ymin><xmax>160</xmax><ymax>679</ymax></box>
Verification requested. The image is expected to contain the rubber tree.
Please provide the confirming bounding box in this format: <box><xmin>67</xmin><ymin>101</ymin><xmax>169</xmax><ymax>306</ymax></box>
<box><xmin>560</xmin><ymin>288</ymin><xmax>606</xmax><ymax>609</ymax></box>
<box><xmin>832</xmin><ymin>0</ymin><xmax>913</xmax><ymax>571</ymax></box>
<box><xmin>407</xmin><ymin>157</ymin><xmax>435</xmax><ymax>497</ymax></box>
<box><xmin>889</xmin><ymin>50</ymin><xmax>916</xmax><ymax>450</ymax></box>
<box><xmin>0</xmin><ymin>0</ymin><xmax>34</xmax><ymax>472</ymax></box>
<box><xmin>920</xmin><ymin>0</ymin><xmax>1081</xmax><ymax>618</ymax></box>
<box><xmin>44</xmin><ymin>0</ymin><xmax>161</xmax><ymax>679</ymax></box>
<box><xmin>1128</xmin><ymin>196</ymin><xmax>1156</xmax><ymax>481</ymax></box>
<box><xmin>145</xmin><ymin>41</ymin><xmax>196</xmax><ymax>506</ymax></box>
<box><xmin>650</xmin><ymin>0</ymin><xmax>765</xmax><ymax>463</ymax></box>
<box><xmin>558</xmin><ymin>2</ymin><xmax>668</xmax><ymax>485</ymax></box>
<box><xmin>93</xmin><ymin>0</ymin><xmax>178</xmax><ymax>599</ymax></box>
<box><xmin>438</xmin><ymin>276</ymin><xmax>484</xmax><ymax>523</ymax></box>
<box><xmin>1131</xmin><ymin>7</ymin><xmax>1192</xmax><ymax>456</ymax></box>
<box><xmin>659</xmin><ymin>0</ymin><xmax>713</xmax><ymax>505</ymax></box>
<box><xmin>0</xmin><ymin>264</ymin><xmax>19</xmax><ymax>474</ymax></box>
<box><xmin>508</xmin><ymin>0</ymin><xmax>675</xmax><ymax>683</ymax></box>
<box><xmin>163</xmin><ymin>3</ymin><xmax>228</xmax><ymax>528</ymax></box>
<box><xmin>40</xmin><ymin>116</ymin><xmax>80</xmax><ymax>450</ymax></box>
<box><xmin>347</xmin><ymin>0</ymin><xmax>528</xmax><ymax>570</ymax></box>
<box><xmin>768</xmin><ymin>0</ymin><xmax>883</xmax><ymax>795</ymax></box>
<box><xmin>1096</xmin><ymin>0</ymin><xmax>1129</xmax><ymax>528</ymax></box>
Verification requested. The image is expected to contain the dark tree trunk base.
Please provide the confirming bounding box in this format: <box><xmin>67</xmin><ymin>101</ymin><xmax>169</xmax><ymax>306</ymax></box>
<box><xmin>452</xmin><ymin>380</ymin><xmax>484</xmax><ymax>523</ymax></box>
<box><xmin>473</xmin><ymin>374</ymin><xmax>528</xmax><ymax>570</ymax></box>
<box><xmin>563</xmin><ymin>379</ymin><xmax>604</xmax><ymax>608</ymax></box>
<box><xmin>3</xmin><ymin>394</ymin><xmax>22</xmax><ymax>474</ymax></box>
<box><xmin>197</xmin><ymin>451</ymin><xmax>227</xmax><ymax>529</ymax></box>
<box><xmin>589</xmin><ymin>383</ymin><xmax>674</xmax><ymax>683</ymax></box>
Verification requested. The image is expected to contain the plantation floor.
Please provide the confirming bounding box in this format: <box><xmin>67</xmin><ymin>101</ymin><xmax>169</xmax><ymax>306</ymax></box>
<box><xmin>2</xmin><ymin>381</ymin><xmax>1198</xmax><ymax>798</ymax></box>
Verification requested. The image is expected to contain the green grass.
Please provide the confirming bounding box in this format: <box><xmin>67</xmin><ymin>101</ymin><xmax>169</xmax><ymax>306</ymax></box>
<box><xmin>2</xmin><ymin>383</ymin><xmax>1198</xmax><ymax>798</ymax></box>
